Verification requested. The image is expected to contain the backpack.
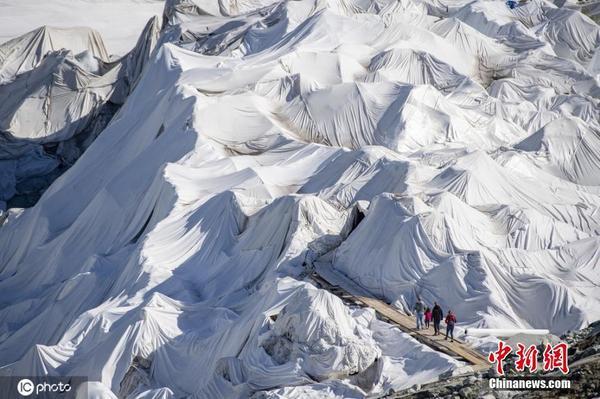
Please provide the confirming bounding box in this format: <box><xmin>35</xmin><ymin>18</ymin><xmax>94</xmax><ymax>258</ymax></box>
<box><xmin>446</xmin><ymin>314</ymin><xmax>456</xmax><ymax>325</ymax></box>
<box><xmin>415</xmin><ymin>301</ymin><xmax>424</xmax><ymax>312</ymax></box>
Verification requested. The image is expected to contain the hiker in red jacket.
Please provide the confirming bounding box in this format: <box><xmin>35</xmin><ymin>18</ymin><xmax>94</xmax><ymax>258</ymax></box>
<box><xmin>424</xmin><ymin>307</ymin><xmax>432</xmax><ymax>329</ymax></box>
<box><xmin>445</xmin><ymin>310</ymin><xmax>456</xmax><ymax>342</ymax></box>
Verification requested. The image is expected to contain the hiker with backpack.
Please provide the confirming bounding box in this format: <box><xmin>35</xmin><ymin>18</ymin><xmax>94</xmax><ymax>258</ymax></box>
<box><xmin>445</xmin><ymin>310</ymin><xmax>457</xmax><ymax>342</ymax></box>
<box><xmin>414</xmin><ymin>297</ymin><xmax>425</xmax><ymax>330</ymax></box>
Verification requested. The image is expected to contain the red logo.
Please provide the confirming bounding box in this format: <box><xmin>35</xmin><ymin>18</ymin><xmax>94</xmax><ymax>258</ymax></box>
<box><xmin>543</xmin><ymin>342</ymin><xmax>569</xmax><ymax>374</ymax></box>
<box><xmin>488</xmin><ymin>341</ymin><xmax>512</xmax><ymax>375</ymax></box>
<box><xmin>515</xmin><ymin>343</ymin><xmax>538</xmax><ymax>372</ymax></box>
<box><xmin>487</xmin><ymin>341</ymin><xmax>569</xmax><ymax>375</ymax></box>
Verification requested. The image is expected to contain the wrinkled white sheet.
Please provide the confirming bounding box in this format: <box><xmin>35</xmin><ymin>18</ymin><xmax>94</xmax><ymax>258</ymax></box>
<box><xmin>0</xmin><ymin>0</ymin><xmax>599</xmax><ymax>398</ymax></box>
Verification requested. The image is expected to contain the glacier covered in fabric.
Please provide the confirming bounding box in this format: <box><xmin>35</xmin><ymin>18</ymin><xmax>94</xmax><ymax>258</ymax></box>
<box><xmin>0</xmin><ymin>0</ymin><xmax>599</xmax><ymax>397</ymax></box>
<box><xmin>0</xmin><ymin>0</ymin><xmax>165</xmax><ymax>56</ymax></box>
<box><xmin>0</xmin><ymin>18</ymin><xmax>161</xmax><ymax>208</ymax></box>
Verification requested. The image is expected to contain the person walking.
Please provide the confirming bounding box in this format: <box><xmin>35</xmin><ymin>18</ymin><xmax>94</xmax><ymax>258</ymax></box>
<box><xmin>424</xmin><ymin>307</ymin><xmax>432</xmax><ymax>329</ymax></box>
<box><xmin>445</xmin><ymin>310</ymin><xmax>457</xmax><ymax>342</ymax></box>
<box><xmin>414</xmin><ymin>297</ymin><xmax>425</xmax><ymax>330</ymax></box>
<box><xmin>432</xmin><ymin>302</ymin><xmax>443</xmax><ymax>335</ymax></box>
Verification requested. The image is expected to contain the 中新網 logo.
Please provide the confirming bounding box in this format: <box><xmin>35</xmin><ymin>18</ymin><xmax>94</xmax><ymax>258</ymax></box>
<box><xmin>488</xmin><ymin>341</ymin><xmax>569</xmax><ymax>375</ymax></box>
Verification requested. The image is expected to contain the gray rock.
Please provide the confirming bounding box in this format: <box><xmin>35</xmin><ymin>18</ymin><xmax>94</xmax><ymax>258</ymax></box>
<box><xmin>458</xmin><ymin>386</ymin><xmax>475</xmax><ymax>398</ymax></box>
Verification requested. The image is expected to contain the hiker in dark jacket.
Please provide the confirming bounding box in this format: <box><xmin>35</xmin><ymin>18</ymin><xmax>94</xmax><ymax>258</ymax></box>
<box><xmin>445</xmin><ymin>310</ymin><xmax>457</xmax><ymax>342</ymax></box>
<box><xmin>432</xmin><ymin>302</ymin><xmax>443</xmax><ymax>335</ymax></box>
